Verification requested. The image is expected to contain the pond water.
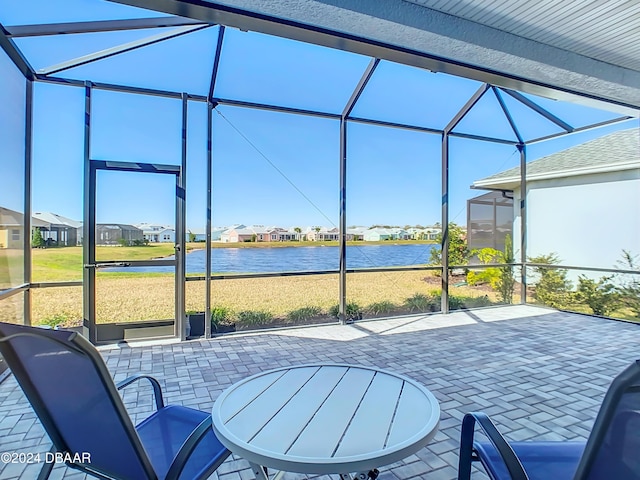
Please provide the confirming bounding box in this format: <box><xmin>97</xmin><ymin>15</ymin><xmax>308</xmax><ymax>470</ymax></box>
<box><xmin>106</xmin><ymin>243</ymin><xmax>438</xmax><ymax>274</ymax></box>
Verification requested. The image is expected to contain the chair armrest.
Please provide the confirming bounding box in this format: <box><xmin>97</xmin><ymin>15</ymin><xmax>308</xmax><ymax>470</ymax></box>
<box><xmin>459</xmin><ymin>412</ymin><xmax>528</xmax><ymax>480</ymax></box>
<box><xmin>116</xmin><ymin>374</ymin><xmax>165</xmax><ymax>410</ymax></box>
<box><xmin>164</xmin><ymin>416</ymin><xmax>222</xmax><ymax>480</ymax></box>
<box><xmin>610</xmin><ymin>409</ymin><xmax>640</xmax><ymax>451</ymax></box>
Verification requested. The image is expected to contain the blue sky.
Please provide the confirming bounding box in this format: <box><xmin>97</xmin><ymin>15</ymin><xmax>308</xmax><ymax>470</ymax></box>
<box><xmin>1</xmin><ymin>0</ymin><xmax>636</xmax><ymax>232</ymax></box>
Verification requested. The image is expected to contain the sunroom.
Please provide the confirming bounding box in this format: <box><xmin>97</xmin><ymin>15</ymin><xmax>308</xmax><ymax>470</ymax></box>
<box><xmin>1</xmin><ymin>0</ymin><xmax>638</xmax><ymax>349</ymax></box>
<box><xmin>1</xmin><ymin>2</ymin><xmax>640</xmax><ymax>480</ymax></box>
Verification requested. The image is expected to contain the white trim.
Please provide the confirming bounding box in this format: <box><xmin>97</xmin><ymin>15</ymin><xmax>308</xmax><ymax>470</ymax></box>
<box><xmin>474</xmin><ymin>161</ymin><xmax>640</xmax><ymax>190</ymax></box>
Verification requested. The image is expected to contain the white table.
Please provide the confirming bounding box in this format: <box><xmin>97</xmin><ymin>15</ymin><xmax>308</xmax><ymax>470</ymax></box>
<box><xmin>211</xmin><ymin>364</ymin><xmax>440</xmax><ymax>479</ymax></box>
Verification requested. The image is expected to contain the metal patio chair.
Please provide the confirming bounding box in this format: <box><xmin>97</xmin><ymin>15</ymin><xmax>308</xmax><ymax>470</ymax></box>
<box><xmin>458</xmin><ymin>359</ymin><xmax>640</xmax><ymax>480</ymax></box>
<box><xmin>0</xmin><ymin>321</ymin><xmax>230</xmax><ymax>480</ymax></box>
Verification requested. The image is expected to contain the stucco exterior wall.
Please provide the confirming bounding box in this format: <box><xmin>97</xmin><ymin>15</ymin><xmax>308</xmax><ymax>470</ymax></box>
<box><xmin>512</xmin><ymin>169</ymin><xmax>640</xmax><ymax>277</ymax></box>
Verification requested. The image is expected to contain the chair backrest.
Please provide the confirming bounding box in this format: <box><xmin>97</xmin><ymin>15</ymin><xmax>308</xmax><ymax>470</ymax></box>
<box><xmin>575</xmin><ymin>360</ymin><xmax>640</xmax><ymax>480</ymax></box>
<box><xmin>0</xmin><ymin>322</ymin><xmax>157</xmax><ymax>480</ymax></box>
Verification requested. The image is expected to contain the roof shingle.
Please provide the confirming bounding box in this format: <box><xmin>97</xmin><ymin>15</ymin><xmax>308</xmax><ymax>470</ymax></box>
<box><xmin>474</xmin><ymin>128</ymin><xmax>639</xmax><ymax>189</ymax></box>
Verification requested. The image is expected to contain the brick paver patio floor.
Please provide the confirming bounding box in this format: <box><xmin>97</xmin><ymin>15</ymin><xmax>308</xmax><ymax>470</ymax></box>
<box><xmin>1</xmin><ymin>304</ymin><xmax>639</xmax><ymax>480</ymax></box>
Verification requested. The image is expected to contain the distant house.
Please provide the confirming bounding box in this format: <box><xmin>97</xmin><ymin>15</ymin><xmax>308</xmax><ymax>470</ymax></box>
<box><xmin>211</xmin><ymin>227</ymin><xmax>227</xmax><ymax>242</ymax></box>
<box><xmin>423</xmin><ymin>227</ymin><xmax>441</xmax><ymax>240</ymax></box>
<box><xmin>0</xmin><ymin>207</ymin><xmax>47</xmax><ymax>249</ymax></box>
<box><xmin>285</xmin><ymin>227</ymin><xmax>306</xmax><ymax>241</ymax></box>
<box><xmin>256</xmin><ymin>226</ymin><xmax>280</xmax><ymax>242</ymax></box>
<box><xmin>404</xmin><ymin>227</ymin><xmax>441</xmax><ymax>240</ymax></box>
<box><xmin>472</xmin><ymin>128</ymin><xmax>640</xmax><ymax>271</ymax></box>
<box><xmin>247</xmin><ymin>225</ymin><xmax>277</xmax><ymax>242</ymax></box>
<box><xmin>97</xmin><ymin>224</ymin><xmax>144</xmax><ymax>245</ymax></box>
<box><xmin>136</xmin><ymin>223</ymin><xmax>175</xmax><ymax>243</ymax></box>
<box><xmin>221</xmin><ymin>227</ymin><xmax>253</xmax><ymax>243</ymax></box>
<box><xmin>389</xmin><ymin>228</ymin><xmax>410</xmax><ymax>240</ymax></box>
<box><xmin>346</xmin><ymin>227</ymin><xmax>366</xmax><ymax>241</ymax></box>
<box><xmin>0</xmin><ymin>207</ymin><xmax>25</xmax><ymax>249</ymax></box>
<box><xmin>405</xmin><ymin>226</ymin><xmax>441</xmax><ymax>241</ymax></box>
<box><xmin>306</xmin><ymin>227</ymin><xmax>339</xmax><ymax>241</ymax></box>
<box><xmin>33</xmin><ymin>212</ymin><xmax>82</xmax><ymax>246</ymax></box>
<box><xmin>275</xmin><ymin>228</ymin><xmax>295</xmax><ymax>241</ymax></box>
<box><xmin>363</xmin><ymin>228</ymin><xmax>393</xmax><ymax>241</ymax></box>
<box><xmin>189</xmin><ymin>227</ymin><xmax>229</xmax><ymax>242</ymax></box>
<box><xmin>220</xmin><ymin>225</ymin><xmax>276</xmax><ymax>242</ymax></box>
<box><xmin>405</xmin><ymin>227</ymin><xmax>421</xmax><ymax>240</ymax></box>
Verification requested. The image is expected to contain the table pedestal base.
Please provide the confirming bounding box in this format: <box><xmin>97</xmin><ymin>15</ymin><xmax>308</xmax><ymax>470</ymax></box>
<box><xmin>340</xmin><ymin>469</ymin><xmax>379</xmax><ymax>480</ymax></box>
<box><xmin>250</xmin><ymin>463</ymin><xmax>379</xmax><ymax>480</ymax></box>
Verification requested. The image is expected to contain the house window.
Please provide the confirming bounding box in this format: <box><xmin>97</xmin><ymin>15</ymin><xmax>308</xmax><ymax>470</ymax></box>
<box><xmin>163</xmin><ymin>235</ymin><xmax>170</xmax><ymax>240</ymax></box>
<box><xmin>11</xmin><ymin>229</ymin><xmax>20</xmax><ymax>241</ymax></box>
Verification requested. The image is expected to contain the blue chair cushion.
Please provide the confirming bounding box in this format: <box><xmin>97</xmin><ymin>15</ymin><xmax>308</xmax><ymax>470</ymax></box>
<box><xmin>474</xmin><ymin>441</ymin><xmax>585</xmax><ymax>480</ymax></box>
<box><xmin>136</xmin><ymin>405</ymin><xmax>228</xmax><ymax>480</ymax></box>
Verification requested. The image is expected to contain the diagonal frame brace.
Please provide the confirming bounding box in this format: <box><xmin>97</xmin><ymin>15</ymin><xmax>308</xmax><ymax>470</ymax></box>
<box><xmin>501</xmin><ymin>88</ymin><xmax>574</xmax><ymax>133</ymax></box>
<box><xmin>208</xmin><ymin>26</ymin><xmax>226</xmax><ymax>102</ymax></box>
<box><xmin>343</xmin><ymin>58</ymin><xmax>380</xmax><ymax>117</ymax></box>
<box><xmin>444</xmin><ymin>83</ymin><xmax>490</xmax><ymax>133</ymax></box>
<box><xmin>38</xmin><ymin>24</ymin><xmax>210</xmax><ymax>76</ymax></box>
<box><xmin>492</xmin><ymin>86</ymin><xmax>523</xmax><ymax>144</ymax></box>
<box><xmin>4</xmin><ymin>17</ymin><xmax>208</xmax><ymax>37</ymax></box>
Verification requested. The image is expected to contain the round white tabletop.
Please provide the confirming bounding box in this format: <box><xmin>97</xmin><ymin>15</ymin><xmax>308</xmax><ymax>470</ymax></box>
<box><xmin>211</xmin><ymin>364</ymin><xmax>440</xmax><ymax>475</ymax></box>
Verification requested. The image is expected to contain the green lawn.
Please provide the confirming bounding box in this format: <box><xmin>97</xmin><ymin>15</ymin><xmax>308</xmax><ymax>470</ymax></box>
<box><xmin>32</xmin><ymin>244</ymin><xmax>183</xmax><ymax>282</ymax></box>
<box><xmin>0</xmin><ymin>249</ymin><xmax>24</xmax><ymax>289</ymax></box>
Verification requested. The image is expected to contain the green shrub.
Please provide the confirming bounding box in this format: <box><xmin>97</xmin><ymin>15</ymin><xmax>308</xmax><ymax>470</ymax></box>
<box><xmin>615</xmin><ymin>250</ymin><xmax>640</xmax><ymax>319</ymax></box>
<box><xmin>211</xmin><ymin>306</ymin><xmax>234</xmax><ymax>327</ymax></box>
<box><xmin>328</xmin><ymin>302</ymin><xmax>362</xmax><ymax>320</ymax></box>
<box><xmin>365</xmin><ymin>301</ymin><xmax>397</xmax><ymax>316</ymax></box>
<box><xmin>32</xmin><ymin>228</ymin><xmax>45</xmax><ymax>248</ymax></box>
<box><xmin>576</xmin><ymin>275</ymin><xmax>619</xmax><ymax>316</ymax></box>
<box><xmin>449</xmin><ymin>295</ymin><xmax>492</xmax><ymax>310</ymax></box>
<box><xmin>403</xmin><ymin>293</ymin><xmax>437</xmax><ymax>312</ymax></box>
<box><xmin>237</xmin><ymin>310</ymin><xmax>274</xmax><ymax>326</ymax></box>
<box><xmin>448</xmin><ymin>295</ymin><xmax>464</xmax><ymax>310</ymax></box>
<box><xmin>38</xmin><ymin>312</ymin><xmax>74</xmax><ymax>328</ymax></box>
<box><xmin>429</xmin><ymin>223</ymin><xmax>470</xmax><ymax>267</ymax></box>
<box><xmin>528</xmin><ymin>253</ymin><xmax>573</xmax><ymax>309</ymax></box>
<box><xmin>286</xmin><ymin>306</ymin><xmax>322</xmax><ymax>322</ymax></box>
<box><xmin>468</xmin><ymin>235</ymin><xmax>515</xmax><ymax>304</ymax></box>
<box><xmin>467</xmin><ymin>247</ymin><xmax>501</xmax><ymax>289</ymax></box>
<box><xmin>467</xmin><ymin>268</ymin><xmax>500</xmax><ymax>289</ymax></box>
<box><xmin>497</xmin><ymin>235</ymin><xmax>515</xmax><ymax>304</ymax></box>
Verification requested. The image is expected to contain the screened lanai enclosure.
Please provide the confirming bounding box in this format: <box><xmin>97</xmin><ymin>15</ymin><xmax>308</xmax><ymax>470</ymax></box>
<box><xmin>1</xmin><ymin>0</ymin><xmax>639</xmax><ymax>352</ymax></box>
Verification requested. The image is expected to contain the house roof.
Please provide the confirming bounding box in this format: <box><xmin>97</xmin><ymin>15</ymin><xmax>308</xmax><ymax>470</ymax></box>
<box><xmin>474</xmin><ymin>128</ymin><xmax>640</xmax><ymax>190</ymax></box>
<box><xmin>0</xmin><ymin>207</ymin><xmax>48</xmax><ymax>228</ymax></box>
<box><xmin>98</xmin><ymin>224</ymin><xmax>142</xmax><ymax>231</ymax></box>
<box><xmin>135</xmin><ymin>223</ymin><xmax>174</xmax><ymax>231</ymax></box>
<box><xmin>33</xmin><ymin>212</ymin><xmax>82</xmax><ymax>228</ymax></box>
<box><xmin>366</xmin><ymin>228</ymin><xmax>392</xmax><ymax>235</ymax></box>
<box><xmin>142</xmin><ymin>228</ymin><xmax>174</xmax><ymax>235</ymax></box>
<box><xmin>226</xmin><ymin>228</ymin><xmax>254</xmax><ymax>235</ymax></box>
